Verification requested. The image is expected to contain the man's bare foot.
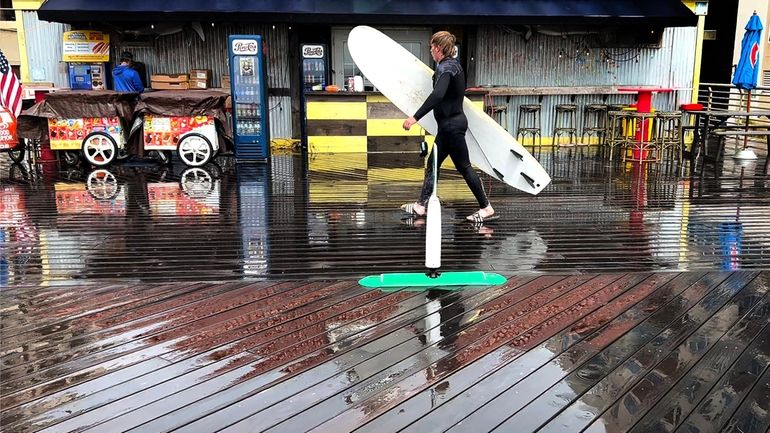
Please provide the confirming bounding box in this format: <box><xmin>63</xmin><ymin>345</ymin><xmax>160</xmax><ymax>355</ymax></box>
<box><xmin>467</xmin><ymin>205</ymin><xmax>495</xmax><ymax>222</ymax></box>
<box><xmin>401</xmin><ymin>202</ymin><xmax>426</xmax><ymax>216</ymax></box>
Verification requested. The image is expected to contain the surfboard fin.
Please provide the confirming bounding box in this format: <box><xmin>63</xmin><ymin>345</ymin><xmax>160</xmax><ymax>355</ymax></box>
<box><xmin>493</xmin><ymin>168</ymin><xmax>504</xmax><ymax>179</ymax></box>
<box><xmin>510</xmin><ymin>149</ymin><xmax>524</xmax><ymax>160</ymax></box>
<box><xmin>521</xmin><ymin>172</ymin><xmax>538</xmax><ymax>189</ymax></box>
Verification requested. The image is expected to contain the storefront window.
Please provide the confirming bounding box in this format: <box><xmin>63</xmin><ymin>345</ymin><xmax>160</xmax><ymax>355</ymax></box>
<box><xmin>332</xmin><ymin>27</ymin><xmax>431</xmax><ymax>88</ymax></box>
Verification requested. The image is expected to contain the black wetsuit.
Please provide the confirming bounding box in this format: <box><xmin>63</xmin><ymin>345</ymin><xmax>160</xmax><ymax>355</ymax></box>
<box><xmin>413</xmin><ymin>56</ymin><xmax>489</xmax><ymax>209</ymax></box>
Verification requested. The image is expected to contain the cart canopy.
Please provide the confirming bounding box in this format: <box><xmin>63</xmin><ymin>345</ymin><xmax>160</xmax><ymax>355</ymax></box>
<box><xmin>18</xmin><ymin>91</ymin><xmax>139</xmax><ymax>140</ymax></box>
<box><xmin>134</xmin><ymin>90</ymin><xmax>232</xmax><ymax>140</ymax></box>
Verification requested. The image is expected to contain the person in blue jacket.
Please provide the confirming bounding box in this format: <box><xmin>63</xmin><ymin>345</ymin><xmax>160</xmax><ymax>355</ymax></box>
<box><xmin>112</xmin><ymin>54</ymin><xmax>144</xmax><ymax>93</ymax></box>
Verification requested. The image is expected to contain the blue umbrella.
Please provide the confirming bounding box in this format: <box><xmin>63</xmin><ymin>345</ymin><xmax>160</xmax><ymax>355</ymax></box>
<box><xmin>732</xmin><ymin>12</ymin><xmax>763</xmax><ymax>90</ymax></box>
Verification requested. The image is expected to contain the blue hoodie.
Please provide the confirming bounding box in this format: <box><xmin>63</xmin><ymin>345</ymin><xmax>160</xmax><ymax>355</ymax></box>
<box><xmin>112</xmin><ymin>64</ymin><xmax>144</xmax><ymax>93</ymax></box>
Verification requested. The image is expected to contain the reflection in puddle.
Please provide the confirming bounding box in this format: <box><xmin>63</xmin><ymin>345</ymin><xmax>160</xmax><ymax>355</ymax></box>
<box><xmin>0</xmin><ymin>153</ymin><xmax>768</xmax><ymax>283</ymax></box>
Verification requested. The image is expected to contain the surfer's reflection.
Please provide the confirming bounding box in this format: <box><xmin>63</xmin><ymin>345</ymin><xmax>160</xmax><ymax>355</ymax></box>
<box><xmin>416</xmin><ymin>290</ymin><xmax>468</xmax><ymax>402</ymax></box>
<box><xmin>418</xmin><ymin>290</ymin><xmax>464</xmax><ymax>347</ymax></box>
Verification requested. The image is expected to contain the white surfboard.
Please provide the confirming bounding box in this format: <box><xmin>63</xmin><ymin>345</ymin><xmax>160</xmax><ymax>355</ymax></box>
<box><xmin>348</xmin><ymin>25</ymin><xmax>551</xmax><ymax>195</ymax></box>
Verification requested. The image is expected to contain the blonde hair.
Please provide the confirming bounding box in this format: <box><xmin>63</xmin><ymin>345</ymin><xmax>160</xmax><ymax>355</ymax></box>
<box><xmin>431</xmin><ymin>31</ymin><xmax>456</xmax><ymax>58</ymax></box>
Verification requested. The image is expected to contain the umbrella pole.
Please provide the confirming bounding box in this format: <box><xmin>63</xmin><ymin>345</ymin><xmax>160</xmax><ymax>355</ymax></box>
<box><xmin>734</xmin><ymin>89</ymin><xmax>758</xmax><ymax>159</ymax></box>
<box><xmin>743</xmin><ymin>90</ymin><xmax>750</xmax><ymax>150</ymax></box>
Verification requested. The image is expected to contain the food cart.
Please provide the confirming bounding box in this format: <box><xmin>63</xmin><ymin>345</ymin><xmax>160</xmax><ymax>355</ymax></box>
<box><xmin>131</xmin><ymin>90</ymin><xmax>231</xmax><ymax>167</ymax></box>
<box><xmin>18</xmin><ymin>91</ymin><xmax>137</xmax><ymax>166</ymax></box>
<box><xmin>0</xmin><ymin>106</ymin><xmax>25</xmax><ymax>163</ymax></box>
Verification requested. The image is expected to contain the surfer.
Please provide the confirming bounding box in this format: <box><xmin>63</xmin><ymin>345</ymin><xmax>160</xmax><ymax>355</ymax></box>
<box><xmin>402</xmin><ymin>31</ymin><xmax>496</xmax><ymax>223</ymax></box>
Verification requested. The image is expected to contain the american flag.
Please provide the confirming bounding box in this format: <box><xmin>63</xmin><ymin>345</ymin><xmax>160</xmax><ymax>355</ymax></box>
<box><xmin>0</xmin><ymin>49</ymin><xmax>22</xmax><ymax>117</ymax></box>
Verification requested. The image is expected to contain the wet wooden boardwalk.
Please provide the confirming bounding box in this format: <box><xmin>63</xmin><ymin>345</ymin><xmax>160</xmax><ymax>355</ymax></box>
<box><xmin>2</xmin><ymin>272</ymin><xmax>769</xmax><ymax>432</ymax></box>
<box><xmin>2</xmin><ymin>151</ymin><xmax>770</xmax><ymax>431</ymax></box>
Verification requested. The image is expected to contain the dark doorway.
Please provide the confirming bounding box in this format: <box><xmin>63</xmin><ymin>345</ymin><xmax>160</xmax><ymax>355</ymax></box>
<box><xmin>700</xmin><ymin>0</ymin><xmax>739</xmax><ymax>84</ymax></box>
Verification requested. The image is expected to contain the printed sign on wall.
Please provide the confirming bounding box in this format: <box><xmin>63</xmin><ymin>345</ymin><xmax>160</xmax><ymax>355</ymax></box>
<box><xmin>63</xmin><ymin>31</ymin><xmax>110</xmax><ymax>62</ymax></box>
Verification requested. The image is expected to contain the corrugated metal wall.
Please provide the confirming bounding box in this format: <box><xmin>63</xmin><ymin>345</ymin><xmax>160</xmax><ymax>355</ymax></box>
<box><xmin>21</xmin><ymin>16</ymin><xmax>293</xmax><ymax>137</ymax></box>
<box><xmin>476</xmin><ymin>26</ymin><xmax>697</xmax><ymax>136</ymax></box>
<box><xmin>111</xmin><ymin>23</ymin><xmax>293</xmax><ymax>138</ymax></box>
<box><xmin>22</xmin><ymin>11</ymin><xmax>70</xmax><ymax>87</ymax></box>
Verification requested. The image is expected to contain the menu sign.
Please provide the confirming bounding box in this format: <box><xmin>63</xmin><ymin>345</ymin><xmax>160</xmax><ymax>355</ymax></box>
<box><xmin>63</xmin><ymin>30</ymin><xmax>110</xmax><ymax>62</ymax></box>
<box><xmin>143</xmin><ymin>115</ymin><xmax>216</xmax><ymax>150</ymax></box>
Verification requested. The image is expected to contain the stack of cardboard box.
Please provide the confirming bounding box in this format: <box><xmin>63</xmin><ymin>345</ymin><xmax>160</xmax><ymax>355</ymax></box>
<box><xmin>189</xmin><ymin>70</ymin><xmax>211</xmax><ymax>90</ymax></box>
<box><xmin>151</xmin><ymin>74</ymin><xmax>189</xmax><ymax>90</ymax></box>
<box><xmin>149</xmin><ymin>70</ymin><xmax>217</xmax><ymax>91</ymax></box>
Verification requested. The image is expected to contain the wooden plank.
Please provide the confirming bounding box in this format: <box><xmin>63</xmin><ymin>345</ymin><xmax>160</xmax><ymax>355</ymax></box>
<box><xmin>624</xmin><ymin>295</ymin><xmax>770</xmax><ymax>433</ymax></box>
<box><xmin>364</xmin><ymin>272</ymin><xmax>701</xmax><ymax>433</ymax></box>
<box><xmin>5</xmin><ymin>283</ymin><xmax>416</xmax><ymax>432</ymax></box>
<box><xmin>0</xmin><ymin>280</ymin><xmax>315</xmax><ymax>406</ymax></box>
<box><xmin>213</xmin><ymin>275</ymin><xmax>624</xmax><ymax>433</ymax></box>
<box><xmin>2</xmin><ymin>282</ymin><xmax>209</xmax><ymax>355</ymax></box>
<box><xmin>442</xmin><ymin>272</ymin><xmax>753</xmax><ymax>433</ymax></box>
<box><xmin>305</xmin><ymin>101</ymin><xmax>367</xmax><ymax>120</ymax></box>
<box><xmin>719</xmin><ymin>366</ymin><xmax>770</xmax><ymax>433</ymax></box>
<box><xmin>566</xmin><ymin>271</ymin><xmax>766</xmax><ymax>433</ymax></box>
<box><xmin>1</xmin><ymin>281</ymin><xmax>154</xmax><ymax>335</ymax></box>
<box><xmin>547</xmin><ymin>273</ymin><xmax>770</xmax><ymax>433</ymax></box>
<box><xmin>366</xmin><ymin>136</ymin><xmax>423</xmax><ymax>153</ymax></box>
<box><xmin>45</xmin><ymin>279</ymin><xmax>536</xmax><ymax>432</ymax></box>
<box><xmin>105</xmin><ymin>276</ymin><xmax>550</xmax><ymax>432</ymax></box>
<box><xmin>0</xmin><ymin>281</ymin><xmax>263</xmax><ymax>385</ymax></box>
<box><xmin>366</xmin><ymin>277</ymin><xmax>697</xmax><ymax>431</ymax></box>
<box><xmin>305</xmin><ymin>119</ymin><xmax>367</xmax><ymax>136</ymax></box>
<box><xmin>367</xmin><ymin>101</ymin><xmax>407</xmax><ymax>119</ymax></box>
<box><xmin>308</xmin><ymin>136</ymin><xmax>367</xmax><ymax>153</ymax></box>
<box><xmin>305</xmin><ymin>94</ymin><xmax>367</xmax><ymax>103</ymax></box>
<box><xmin>675</xmin><ymin>332</ymin><xmax>770</xmax><ymax>432</ymax></box>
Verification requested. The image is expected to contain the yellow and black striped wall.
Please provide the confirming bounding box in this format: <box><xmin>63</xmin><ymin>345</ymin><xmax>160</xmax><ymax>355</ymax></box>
<box><xmin>304</xmin><ymin>92</ymin><xmax>486</xmax><ymax>204</ymax></box>
<box><xmin>304</xmin><ymin>92</ymin><xmax>485</xmax><ymax>154</ymax></box>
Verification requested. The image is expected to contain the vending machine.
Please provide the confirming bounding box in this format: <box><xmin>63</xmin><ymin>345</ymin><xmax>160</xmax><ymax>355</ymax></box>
<box><xmin>299</xmin><ymin>43</ymin><xmax>329</xmax><ymax>148</ymax></box>
<box><xmin>228</xmin><ymin>34</ymin><xmax>270</xmax><ymax>161</ymax></box>
<box><xmin>301</xmin><ymin>44</ymin><xmax>329</xmax><ymax>91</ymax></box>
<box><xmin>68</xmin><ymin>63</ymin><xmax>107</xmax><ymax>90</ymax></box>
<box><xmin>63</xmin><ymin>30</ymin><xmax>110</xmax><ymax>90</ymax></box>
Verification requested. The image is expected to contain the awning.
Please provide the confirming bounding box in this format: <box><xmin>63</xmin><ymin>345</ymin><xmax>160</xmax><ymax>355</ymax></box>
<box><xmin>39</xmin><ymin>0</ymin><xmax>697</xmax><ymax>27</ymax></box>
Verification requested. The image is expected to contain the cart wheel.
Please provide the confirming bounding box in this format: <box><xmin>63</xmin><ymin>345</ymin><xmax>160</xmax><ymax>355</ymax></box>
<box><xmin>82</xmin><ymin>132</ymin><xmax>118</xmax><ymax>167</ymax></box>
<box><xmin>61</xmin><ymin>151</ymin><xmax>80</xmax><ymax>166</ymax></box>
<box><xmin>177</xmin><ymin>133</ymin><xmax>213</xmax><ymax>167</ymax></box>
<box><xmin>155</xmin><ymin>150</ymin><xmax>172</xmax><ymax>165</ymax></box>
<box><xmin>180</xmin><ymin>167</ymin><xmax>214</xmax><ymax>198</ymax></box>
<box><xmin>86</xmin><ymin>168</ymin><xmax>120</xmax><ymax>200</ymax></box>
<box><xmin>8</xmin><ymin>145</ymin><xmax>24</xmax><ymax>163</ymax></box>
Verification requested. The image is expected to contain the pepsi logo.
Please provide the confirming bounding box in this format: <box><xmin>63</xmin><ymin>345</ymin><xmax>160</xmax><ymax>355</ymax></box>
<box><xmin>232</xmin><ymin>39</ymin><xmax>259</xmax><ymax>55</ymax></box>
<box><xmin>750</xmin><ymin>42</ymin><xmax>759</xmax><ymax>67</ymax></box>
